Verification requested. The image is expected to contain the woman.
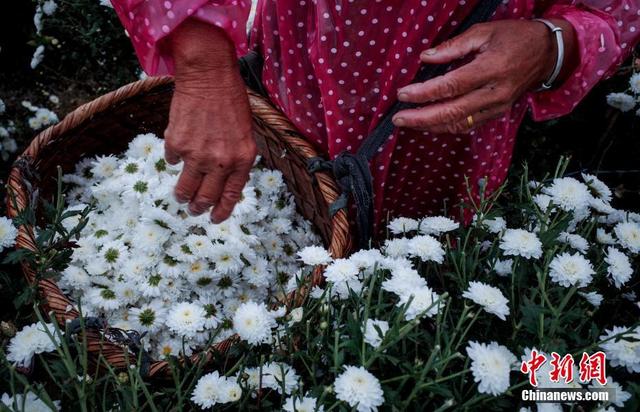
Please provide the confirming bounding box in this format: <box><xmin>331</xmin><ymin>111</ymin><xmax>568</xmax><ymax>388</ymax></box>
<box><xmin>110</xmin><ymin>0</ymin><xmax>639</xmax><ymax>233</ymax></box>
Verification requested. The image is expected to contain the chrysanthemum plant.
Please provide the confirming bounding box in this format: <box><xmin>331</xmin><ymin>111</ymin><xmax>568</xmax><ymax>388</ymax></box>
<box><xmin>2</xmin><ymin>158</ymin><xmax>640</xmax><ymax>411</ymax></box>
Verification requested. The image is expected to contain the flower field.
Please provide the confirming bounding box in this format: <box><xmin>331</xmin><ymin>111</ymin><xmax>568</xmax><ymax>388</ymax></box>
<box><xmin>0</xmin><ymin>1</ymin><xmax>639</xmax><ymax>411</ymax></box>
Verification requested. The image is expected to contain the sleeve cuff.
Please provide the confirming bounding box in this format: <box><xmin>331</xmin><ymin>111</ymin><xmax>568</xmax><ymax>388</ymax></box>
<box><xmin>112</xmin><ymin>0</ymin><xmax>251</xmax><ymax>75</ymax></box>
<box><xmin>527</xmin><ymin>5</ymin><xmax>624</xmax><ymax>122</ymax></box>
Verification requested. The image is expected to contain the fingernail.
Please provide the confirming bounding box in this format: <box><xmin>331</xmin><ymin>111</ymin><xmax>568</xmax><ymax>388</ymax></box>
<box><xmin>393</xmin><ymin>117</ymin><xmax>405</xmax><ymax>127</ymax></box>
<box><xmin>423</xmin><ymin>48</ymin><xmax>437</xmax><ymax>56</ymax></box>
<box><xmin>397</xmin><ymin>92</ymin><xmax>409</xmax><ymax>101</ymax></box>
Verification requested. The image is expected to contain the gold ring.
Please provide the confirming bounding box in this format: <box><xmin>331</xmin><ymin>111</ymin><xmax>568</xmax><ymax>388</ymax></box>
<box><xmin>466</xmin><ymin>115</ymin><xmax>474</xmax><ymax>129</ymax></box>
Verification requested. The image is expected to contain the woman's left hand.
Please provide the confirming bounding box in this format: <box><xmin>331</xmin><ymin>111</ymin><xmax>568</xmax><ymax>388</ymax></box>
<box><xmin>393</xmin><ymin>19</ymin><xmax>577</xmax><ymax>133</ymax></box>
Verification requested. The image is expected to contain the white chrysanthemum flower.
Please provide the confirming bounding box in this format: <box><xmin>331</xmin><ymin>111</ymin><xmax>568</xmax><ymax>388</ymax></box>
<box><xmin>466</xmin><ymin>341</ymin><xmax>516</xmax><ymax>396</ymax></box>
<box><xmin>166</xmin><ymin>302</ymin><xmax>206</xmax><ymax>338</ymax></box>
<box><xmin>398</xmin><ymin>286</ymin><xmax>441</xmax><ymax>321</ymax></box>
<box><xmin>407</xmin><ymin>235</ymin><xmax>445</xmax><ymax>263</ymax></box>
<box><xmin>582</xmin><ymin>173</ymin><xmax>613</xmax><ymax>202</ymax></box>
<box><xmin>589</xmin><ymin>197</ymin><xmax>615</xmax><ymax>215</ymax></box>
<box><xmin>232</xmin><ymin>301</ymin><xmax>279</xmax><ymax>345</ymax></box>
<box><xmin>114</xmin><ymin>281</ymin><xmax>139</xmax><ymax>305</ymax></box>
<box><xmin>557</xmin><ymin>232</ymin><xmax>589</xmax><ymax>253</ymax></box>
<box><xmin>297</xmin><ymin>245</ymin><xmax>332</xmax><ymax>266</ymax></box>
<box><xmin>258</xmin><ymin>170</ymin><xmax>284</xmax><ymax>194</ymax></box>
<box><xmin>605</xmin><ymin>247</ymin><xmax>633</xmax><ymax>288</ymax></box>
<box><xmin>387</xmin><ymin>217</ymin><xmax>419</xmax><ymax>234</ymax></box>
<box><xmin>499</xmin><ymin>229</ymin><xmax>543</xmax><ymax>259</ymax></box>
<box><xmin>59</xmin><ymin>134</ymin><xmax>322</xmax><ymax>356</ymax></box>
<box><xmin>333</xmin><ymin>366</ymin><xmax>384</xmax><ymax>412</ymax></box>
<box><xmin>493</xmin><ymin>259</ymin><xmax>513</xmax><ymax>277</ymax></box>
<box><xmin>183</xmin><ymin>234</ymin><xmax>214</xmax><ymax>259</ymax></box>
<box><xmin>219</xmin><ymin>379</ymin><xmax>242</xmax><ymax>403</ymax></box>
<box><xmin>630</xmin><ymin>73</ymin><xmax>640</xmax><ymax>94</ymax></box>
<box><xmin>324</xmin><ymin>258</ymin><xmax>361</xmax><ymax>299</ymax></box>
<box><xmin>232</xmin><ymin>185</ymin><xmax>259</xmax><ymax>216</ymax></box>
<box><xmin>283</xmin><ymin>394</ymin><xmax>324</xmax><ymax>412</ymax></box>
<box><xmin>381</xmin><ymin>267</ymin><xmax>427</xmax><ymax>297</ymax></box>
<box><xmin>261</xmin><ymin>362</ymin><xmax>300</xmax><ymax>395</ymax></box>
<box><xmin>589</xmin><ymin>376</ymin><xmax>631</xmax><ymax>408</ymax></box>
<box><xmin>270</xmin><ymin>217</ymin><xmax>292</xmax><ymax>234</ymax></box>
<box><xmin>90</xmin><ymin>155</ymin><xmax>119</xmax><ymax>179</ymax></box>
<box><xmin>419</xmin><ymin>216</ymin><xmax>458</xmax><ymax>235</ymax></box>
<box><xmin>363</xmin><ymin>319</ymin><xmax>389</xmax><ymax>349</ymax></box>
<box><xmin>99</xmin><ymin>239</ymin><xmax>129</xmax><ymax>269</ymax></box>
<box><xmin>579</xmin><ymin>291</ymin><xmax>603</xmax><ymax>307</ymax></box>
<box><xmin>599</xmin><ymin>326</ymin><xmax>640</xmax><ymax>373</ymax></box>
<box><xmin>543</xmin><ymin>177</ymin><xmax>592</xmax><ymax>213</ymax></box>
<box><xmin>0</xmin><ymin>216</ymin><xmax>18</xmax><ymax>252</ymax></box>
<box><xmin>533</xmin><ymin>193</ymin><xmax>553</xmax><ymax>212</ymax></box>
<box><xmin>596</xmin><ymin>228</ymin><xmax>616</xmax><ymax>245</ymax></box>
<box><xmin>288</xmin><ymin>307</ymin><xmax>304</xmax><ymax>326</ymax></box>
<box><xmin>211</xmin><ymin>244</ymin><xmax>244</xmax><ymax>274</ymax></box>
<box><xmin>30</xmin><ymin>45</ymin><xmax>45</xmax><ymax>70</ymax></box>
<box><xmin>126</xmin><ymin>133</ymin><xmax>163</xmax><ymax>159</ymax></box>
<box><xmin>462</xmin><ymin>282</ymin><xmax>510</xmax><ymax>320</ymax></box>
<box><xmin>383</xmin><ymin>237</ymin><xmax>410</xmax><ymax>258</ymax></box>
<box><xmin>482</xmin><ymin>216</ymin><xmax>507</xmax><ymax>234</ymax></box>
<box><xmin>1</xmin><ymin>391</ymin><xmax>61</xmax><ymax>412</ymax></box>
<box><xmin>156</xmin><ymin>335</ymin><xmax>192</xmax><ymax>360</ymax></box>
<box><xmin>129</xmin><ymin>303</ymin><xmax>166</xmax><ymax>333</ymax></box>
<box><xmin>607</xmin><ymin>92</ymin><xmax>636</xmax><ymax>112</ymax></box>
<box><xmin>613</xmin><ymin>221</ymin><xmax>640</xmax><ymax>253</ymax></box>
<box><xmin>42</xmin><ymin>0</ymin><xmax>57</xmax><ymax>15</ymax></box>
<box><xmin>549</xmin><ymin>252</ymin><xmax>595</xmax><ymax>288</ymax></box>
<box><xmin>133</xmin><ymin>223</ymin><xmax>171</xmax><ymax>252</ymax></box>
<box><xmin>87</xmin><ymin>287</ymin><xmax>122</xmax><ymax>311</ymax></box>
<box><xmin>348</xmin><ymin>249</ymin><xmax>384</xmax><ymax>272</ymax></box>
<box><xmin>6</xmin><ymin>322</ymin><xmax>62</xmax><ymax>367</ymax></box>
<box><xmin>59</xmin><ymin>265</ymin><xmax>91</xmax><ymax>290</ymax></box>
<box><xmin>191</xmin><ymin>371</ymin><xmax>239</xmax><ymax>409</ymax></box>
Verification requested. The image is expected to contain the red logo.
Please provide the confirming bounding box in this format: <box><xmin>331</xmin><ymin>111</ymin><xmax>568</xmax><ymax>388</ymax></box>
<box><xmin>520</xmin><ymin>349</ymin><xmax>547</xmax><ymax>387</ymax></box>
<box><xmin>578</xmin><ymin>351</ymin><xmax>607</xmax><ymax>385</ymax></box>
<box><xmin>520</xmin><ymin>351</ymin><xmax>607</xmax><ymax>387</ymax></box>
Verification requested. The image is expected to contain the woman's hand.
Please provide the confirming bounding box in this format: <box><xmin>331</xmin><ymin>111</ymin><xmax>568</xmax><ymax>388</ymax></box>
<box><xmin>165</xmin><ymin>19</ymin><xmax>256</xmax><ymax>223</ymax></box>
<box><xmin>393</xmin><ymin>19</ymin><xmax>577</xmax><ymax>133</ymax></box>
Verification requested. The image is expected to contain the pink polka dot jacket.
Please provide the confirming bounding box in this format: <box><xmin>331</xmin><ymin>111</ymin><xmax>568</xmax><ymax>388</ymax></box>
<box><xmin>110</xmin><ymin>0</ymin><xmax>639</xmax><ymax>229</ymax></box>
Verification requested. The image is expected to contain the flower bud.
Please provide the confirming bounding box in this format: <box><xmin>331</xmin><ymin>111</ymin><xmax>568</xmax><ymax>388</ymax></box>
<box><xmin>117</xmin><ymin>372</ymin><xmax>129</xmax><ymax>384</ymax></box>
<box><xmin>319</xmin><ymin>321</ymin><xmax>328</xmax><ymax>330</ymax></box>
<box><xmin>0</xmin><ymin>321</ymin><xmax>16</xmax><ymax>337</ymax></box>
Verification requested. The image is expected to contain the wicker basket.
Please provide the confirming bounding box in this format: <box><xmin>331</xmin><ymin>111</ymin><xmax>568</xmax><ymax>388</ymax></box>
<box><xmin>6</xmin><ymin>76</ymin><xmax>352</xmax><ymax>377</ymax></box>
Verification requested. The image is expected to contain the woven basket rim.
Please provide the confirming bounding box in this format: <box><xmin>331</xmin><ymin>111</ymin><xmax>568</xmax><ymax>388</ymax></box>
<box><xmin>6</xmin><ymin>76</ymin><xmax>351</xmax><ymax>376</ymax></box>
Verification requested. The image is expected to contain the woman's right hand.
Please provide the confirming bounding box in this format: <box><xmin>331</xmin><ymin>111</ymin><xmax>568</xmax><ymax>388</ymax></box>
<box><xmin>165</xmin><ymin>19</ymin><xmax>256</xmax><ymax>224</ymax></box>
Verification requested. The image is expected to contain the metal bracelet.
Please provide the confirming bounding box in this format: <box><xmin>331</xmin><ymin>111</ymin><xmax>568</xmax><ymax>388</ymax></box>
<box><xmin>533</xmin><ymin>18</ymin><xmax>565</xmax><ymax>91</ymax></box>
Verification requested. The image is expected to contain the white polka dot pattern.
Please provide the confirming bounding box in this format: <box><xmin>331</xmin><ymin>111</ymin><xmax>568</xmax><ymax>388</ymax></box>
<box><xmin>110</xmin><ymin>0</ymin><xmax>640</xmax><ymax>233</ymax></box>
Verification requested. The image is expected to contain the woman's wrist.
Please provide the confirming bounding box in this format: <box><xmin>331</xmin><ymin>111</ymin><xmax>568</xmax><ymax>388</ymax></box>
<box><xmin>169</xmin><ymin>19</ymin><xmax>241</xmax><ymax>92</ymax></box>
<box><xmin>534</xmin><ymin>18</ymin><xmax>579</xmax><ymax>88</ymax></box>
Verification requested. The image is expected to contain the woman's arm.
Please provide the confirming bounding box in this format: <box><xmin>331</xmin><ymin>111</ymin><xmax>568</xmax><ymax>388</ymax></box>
<box><xmin>392</xmin><ymin>2</ymin><xmax>640</xmax><ymax>132</ymax></box>
<box><xmin>109</xmin><ymin>1</ymin><xmax>256</xmax><ymax>222</ymax></box>
<box><xmin>528</xmin><ymin>1</ymin><xmax>640</xmax><ymax>121</ymax></box>
<box><xmin>109</xmin><ymin>0</ymin><xmax>251</xmax><ymax>75</ymax></box>
<box><xmin>165</xmin><ymin>19</ymin><xmax>256</xmax><ymax>223</ymax></box>
<box><xmin>392</xmin><ymin>19</ymin><xmax>580</xmax><ymax>133</ymax></box>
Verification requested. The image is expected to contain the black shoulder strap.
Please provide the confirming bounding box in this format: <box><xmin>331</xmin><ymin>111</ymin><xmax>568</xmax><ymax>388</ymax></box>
<box><xmin>307</xmin><ymin>0</ymin><xmax>504</xmax><ymax>249</ymax></box>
